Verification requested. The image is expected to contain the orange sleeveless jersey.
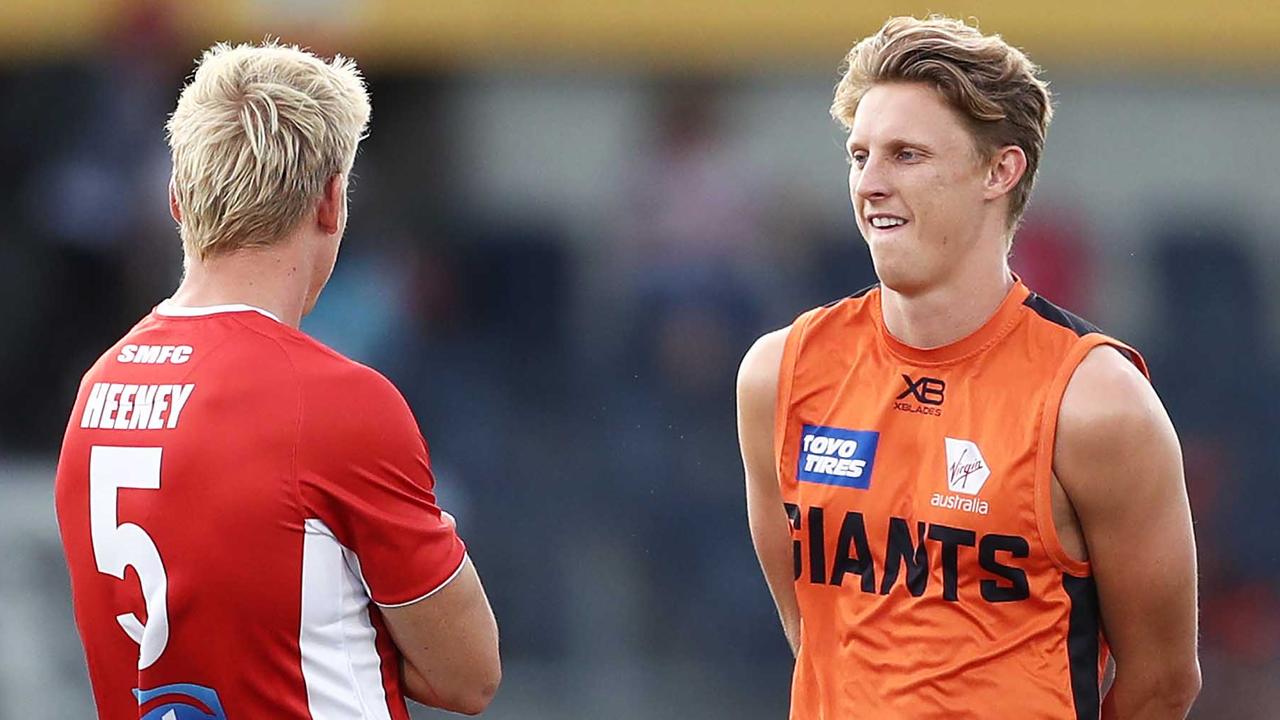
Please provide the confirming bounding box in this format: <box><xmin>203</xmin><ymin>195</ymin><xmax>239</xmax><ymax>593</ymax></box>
<box><xmin>775</xmin><ymin>279</ymin><xmax>1147</xmax><ymax>720</ymax></box>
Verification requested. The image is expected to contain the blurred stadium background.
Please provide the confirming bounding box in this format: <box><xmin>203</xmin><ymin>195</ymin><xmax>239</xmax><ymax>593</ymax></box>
<box><xmin>1</xmin><ymin>1</ymin><xmax>1278</xmax><ymax>717</ymax></box>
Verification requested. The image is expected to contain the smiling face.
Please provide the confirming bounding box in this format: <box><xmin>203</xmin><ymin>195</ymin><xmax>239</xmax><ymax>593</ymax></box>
<box><xmin>847</xmin><ymin>82</ymin><xmax>1012</xmax><ymax>295</ymax></box>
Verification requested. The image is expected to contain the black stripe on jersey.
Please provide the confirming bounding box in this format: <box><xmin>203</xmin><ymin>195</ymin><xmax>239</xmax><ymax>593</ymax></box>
<box><xmin>850</xmin><ymin>282</ymin><xmax>879</xmax><ymax>299</ymax></box>
<box><xmin>1022</xmin><ymin>293</ymin><xmax>1102</xmax><ymax>337</ymax></box>
<box><xmin>823</xmin><ymin>282</ymin><xmax>880</xmax><ymax>308</ymax></box>
<box><xmin>1023</xmin><ymin>293</ymin><xmax>1139</xmax><ymax>365</ymax></box>
<box><xmin>1063</xmin><ymin>574</ymin><xmax>1102</xmax><ymax>720</ymax></box>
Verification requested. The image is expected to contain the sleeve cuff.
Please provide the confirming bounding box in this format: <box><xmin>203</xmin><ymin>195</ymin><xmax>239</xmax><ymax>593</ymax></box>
<box><xmin>373</xmin><ymin>551</ymin><xmax>468</xmax><ymax>609</ymax></box>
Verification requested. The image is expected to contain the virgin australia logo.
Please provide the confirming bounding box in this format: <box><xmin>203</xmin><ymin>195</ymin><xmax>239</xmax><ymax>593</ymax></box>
<box><xmin>944</xmin><ymin>437</ymin><xmax>990</xmax><ymax>495</ymax></box>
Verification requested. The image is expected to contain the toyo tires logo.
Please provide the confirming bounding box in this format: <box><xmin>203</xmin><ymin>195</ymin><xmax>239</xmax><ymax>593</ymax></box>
<box><xmin>797</xmin><ymin>424</ymin><xmax>880</xmax><ymax>489</ymax></box>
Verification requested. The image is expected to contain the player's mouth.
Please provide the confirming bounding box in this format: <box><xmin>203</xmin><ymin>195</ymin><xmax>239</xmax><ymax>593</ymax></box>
<box><xmin>866</xmin><ymin>213</ymin><xmax>909</xmax><ymax>233</ymax></box>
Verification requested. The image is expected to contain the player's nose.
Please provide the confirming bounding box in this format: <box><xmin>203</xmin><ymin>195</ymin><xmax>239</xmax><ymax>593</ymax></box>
<box><xmin>853</xmin><ymin>155</ymin><xmax>893</xmax><ymax>201</ymax></box>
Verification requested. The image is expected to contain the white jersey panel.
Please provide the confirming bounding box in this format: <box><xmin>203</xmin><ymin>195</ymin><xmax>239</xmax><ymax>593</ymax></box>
<box><xmin>299</xmin><ymin>519</ymin><xmax>393</xmax><ymax>720</ymax></box>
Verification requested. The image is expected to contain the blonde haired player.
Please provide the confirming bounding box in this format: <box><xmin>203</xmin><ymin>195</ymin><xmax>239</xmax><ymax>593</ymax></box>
<box><xmin>738</xmin><ymin>16</ymin><xmax>1199</xmax><ymax>719</ymax></box>
<box><xmin>56</xmin><ymin>41</ymin><xmax>500</xmax><ymax>718</ymax></box>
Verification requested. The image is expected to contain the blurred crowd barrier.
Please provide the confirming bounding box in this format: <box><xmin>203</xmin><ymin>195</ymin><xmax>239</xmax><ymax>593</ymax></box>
<box><xmin>2</xmin><ymin>2</ymin><xmax>1279</xmax><ymax>718</ymax></box>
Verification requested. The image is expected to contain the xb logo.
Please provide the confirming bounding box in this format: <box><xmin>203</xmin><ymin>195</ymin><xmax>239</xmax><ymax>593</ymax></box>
<box><xmin>897</xmin><ymin>374</ymin><xmax>945</xmax><ymax>406</ymax></box>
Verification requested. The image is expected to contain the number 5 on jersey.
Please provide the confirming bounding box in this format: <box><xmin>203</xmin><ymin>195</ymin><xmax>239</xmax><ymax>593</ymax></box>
<box><xmin>89</xmin><ymin>445</ymin><xmax>170</xmax><ymax>669</ymax></box>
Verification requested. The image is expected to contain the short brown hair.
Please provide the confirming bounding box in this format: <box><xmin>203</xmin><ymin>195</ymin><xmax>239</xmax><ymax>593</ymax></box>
<box><xmin>832</xmin><ymin>15</ymin><xmax>1052</xmax><ymax>227</ymax></box>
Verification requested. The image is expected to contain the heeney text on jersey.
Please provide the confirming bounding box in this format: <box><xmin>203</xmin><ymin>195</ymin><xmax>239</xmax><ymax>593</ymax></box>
<box><xmin>80</xmin><ymin>383</ymin><xmax>195</xmax><ymax>430</ymax></box>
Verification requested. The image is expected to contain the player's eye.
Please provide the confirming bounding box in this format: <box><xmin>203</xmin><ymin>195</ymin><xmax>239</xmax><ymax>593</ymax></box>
<box><xmin>896</xmin><ymin>149</ymin><xmax>919</xmax><ymax>162</ymax></box>
<box><xmin>849</xmin><ymin>150</ymin><xmax>868</xmax><ymax>168</ymax></box>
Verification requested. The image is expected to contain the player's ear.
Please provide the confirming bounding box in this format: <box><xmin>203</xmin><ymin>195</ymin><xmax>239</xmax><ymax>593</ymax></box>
<box><xmin>317</xmin><ymin>173</ymin><xmax>345</xmax><ymax>235</ymax></box>
<box><xmin>168</xmin><ymin>177</ymin><xmax>182</xmax><ymax>225</ymax></box>
<box><xmin>983</xmin><ymin>145</ymin><xmax>1027</xmax><ymax>202</ymax></box>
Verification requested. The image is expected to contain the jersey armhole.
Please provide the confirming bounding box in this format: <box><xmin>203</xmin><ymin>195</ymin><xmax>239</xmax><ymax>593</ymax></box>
<box><xmin>773</xmin><ymin>310</ymin><xmax>817</xmax><ymax>479</ymax></box>
<box><xmin>1033</xmin><ymin>333</ymin><xmax>1149</xmax><ymax>576</ymax></box>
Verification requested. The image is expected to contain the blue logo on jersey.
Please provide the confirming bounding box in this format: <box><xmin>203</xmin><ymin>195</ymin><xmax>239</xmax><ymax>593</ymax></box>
<box><xmin>797</xmin><ymin>424</ymin><xmax>880</xmax><ymax>489</ymax></box>
<box><xmin>135</xmin><ymin>683</ymin><xmax>227</xmax><ymax>720</ymax></box>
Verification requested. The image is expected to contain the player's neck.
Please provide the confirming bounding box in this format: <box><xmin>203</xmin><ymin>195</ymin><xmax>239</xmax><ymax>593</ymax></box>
<box><xmin>169</xmin><ymin>242</ymin><xmax>315</xmax><ymax>329</ymax></box>
<box><xmin>878</xmin><ymin>255</ymin><xmax>1014</xmax><ymax>350</ymax></box>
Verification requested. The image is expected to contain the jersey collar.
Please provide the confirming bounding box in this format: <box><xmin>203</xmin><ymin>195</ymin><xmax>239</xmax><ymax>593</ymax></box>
<box><xmin>154</xmin><ymin>301</ymin><xmax>282</xmax><ymax>324</ymax></box>
<box><xmin>871</xmin><ymin>277</ymin><xmax>1031</xmax><ymax>366</ymax></box>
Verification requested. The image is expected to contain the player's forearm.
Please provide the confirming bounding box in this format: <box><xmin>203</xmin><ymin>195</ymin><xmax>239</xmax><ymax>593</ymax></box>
<box><xmin>771</xmin><ymin>565</ymin><xmax>802</xmax><ymax>657</ymax></box>
<box><xmin>400</xmin><ymin>661</ymin><xmax>441</xmax><ymax>707</ymax></box>
<box><xmin>761</xmin><ymin>571</ymin><xmax>800</xmax><ymax>656</ymax></box>
<box><xmin>777</xmin><ymin>594</ymin><xmax>801</xmax><ymax>657</ymax></box>
<box><xmin>1100</xmin><ymin>663</ymin><xmax>1201</xmax><ymax>720</ymax></box>
<box><xmin>763</xmin><ymin>567</ymin><xmax>801</xmax><ymax>656</ymax></box>
<box><xmin>400</xmin><ymin>661</ymin><xmax>454</xmax><ymax>712</ymax></box>
<box><xmin>748</xmin><ymin>507</ymin><xmax>801</xmax><ymax>655</ymax></box>
<box><xmin>401</xmin><ymin>659</ymin><xmax>499</xmax><ymax>716</ymax></box>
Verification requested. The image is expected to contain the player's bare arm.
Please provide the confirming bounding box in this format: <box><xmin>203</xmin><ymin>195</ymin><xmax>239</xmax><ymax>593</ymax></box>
<box><xmin>382</xmin><ymin>557</ymin><xmax>500</xmax><ymax>716</ymax></box>
<box><xmin>737</xmin><ymin>326</ymin><xmax>801</xmax><ymax>656</ymax></box>
<box><xmin>1054</xmin><ymin>346</ymin><xmax>1201</xmax><ymax>719</ymax></box>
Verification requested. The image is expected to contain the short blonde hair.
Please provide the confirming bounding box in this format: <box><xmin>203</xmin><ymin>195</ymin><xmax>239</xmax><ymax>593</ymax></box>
<box><xmin>166</xmin><ymin>40</ymin><xmax>370</xmax><ymax>261</ymax></box>
<box><xmin>832</xmin><ymin>16</ymin><xmax>1052</xmax><ymax>227</ymax></box>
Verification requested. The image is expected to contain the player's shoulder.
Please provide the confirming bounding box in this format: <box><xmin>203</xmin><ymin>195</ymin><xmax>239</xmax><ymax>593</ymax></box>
<box><xmin>813</xmin><ymin>283</ymin><xmax>880</xmax><ymax>322</ymax></box>
<box><xmin>283</xmin><ymin>335</ymin><xmax>402</xmax><ymax>402</ymax></box>
<box><xmin>1010</xmin><ymin>288</ymin><xmax>1156</xmax><ymax>380</ymax></box>
<box><xmin>1018</xmin><ymin>288</ymin><xmax>1104</xmax><ymax>339</ymax></box>
<box><xmin>1054</xmin><ymin>342</ymin><xmax>1176</xmax><ymax>516</ymax></box>
<box><xmin>81</xmin><ymin>313</ymin><xmax>167</xmax><ymax>376</ymax></box>
<box><xmin>281</xmin><ymin>332</ymin><xmax>376</xmax><ymax>382</ymax></box>
<box><xmin>1060</xmin><ymin>345</ymin><xmax>1156</xmax><ymax>431</ymax></box>
<box><xmin>738</xmin><ymin>326</ymin><xmax>790</xmax><ymax>398</ymax></box>
<box><xmin>789</xmin><ymin>283</ymin><xmax>882</xmax><ymax>346</ymax></box>
<box><xmin>739</xmin><ymin>284</ymin><xmax>881</xmax><ymax>393</ymax></box>
<box><xmin>775</xmin><ymin>284</ymin><xmax>882</xmax><ymax>356</ymax></box>
<box><xmin>277</xmin><ymin>332</ymin><xmax>414</xmax><ymax>435</ymax></box>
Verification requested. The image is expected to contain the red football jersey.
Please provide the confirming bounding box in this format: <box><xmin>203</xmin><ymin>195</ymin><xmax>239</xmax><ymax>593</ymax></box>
<box><xmin>55</xmin><ymin>303</ymin><xmax>467</xmax><ymax>720</ymax></box>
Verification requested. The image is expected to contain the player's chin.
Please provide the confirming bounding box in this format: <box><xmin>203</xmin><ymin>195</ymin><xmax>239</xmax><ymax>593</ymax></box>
<box><xmin>866</xmin><ymin>236</ymin><xmax>920</xmax><ymax>285</ymax></box>
<box><xmin>871</xmin><ymin>256</ymin><xmax>941</xmax><ymax>297</ymax></box>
